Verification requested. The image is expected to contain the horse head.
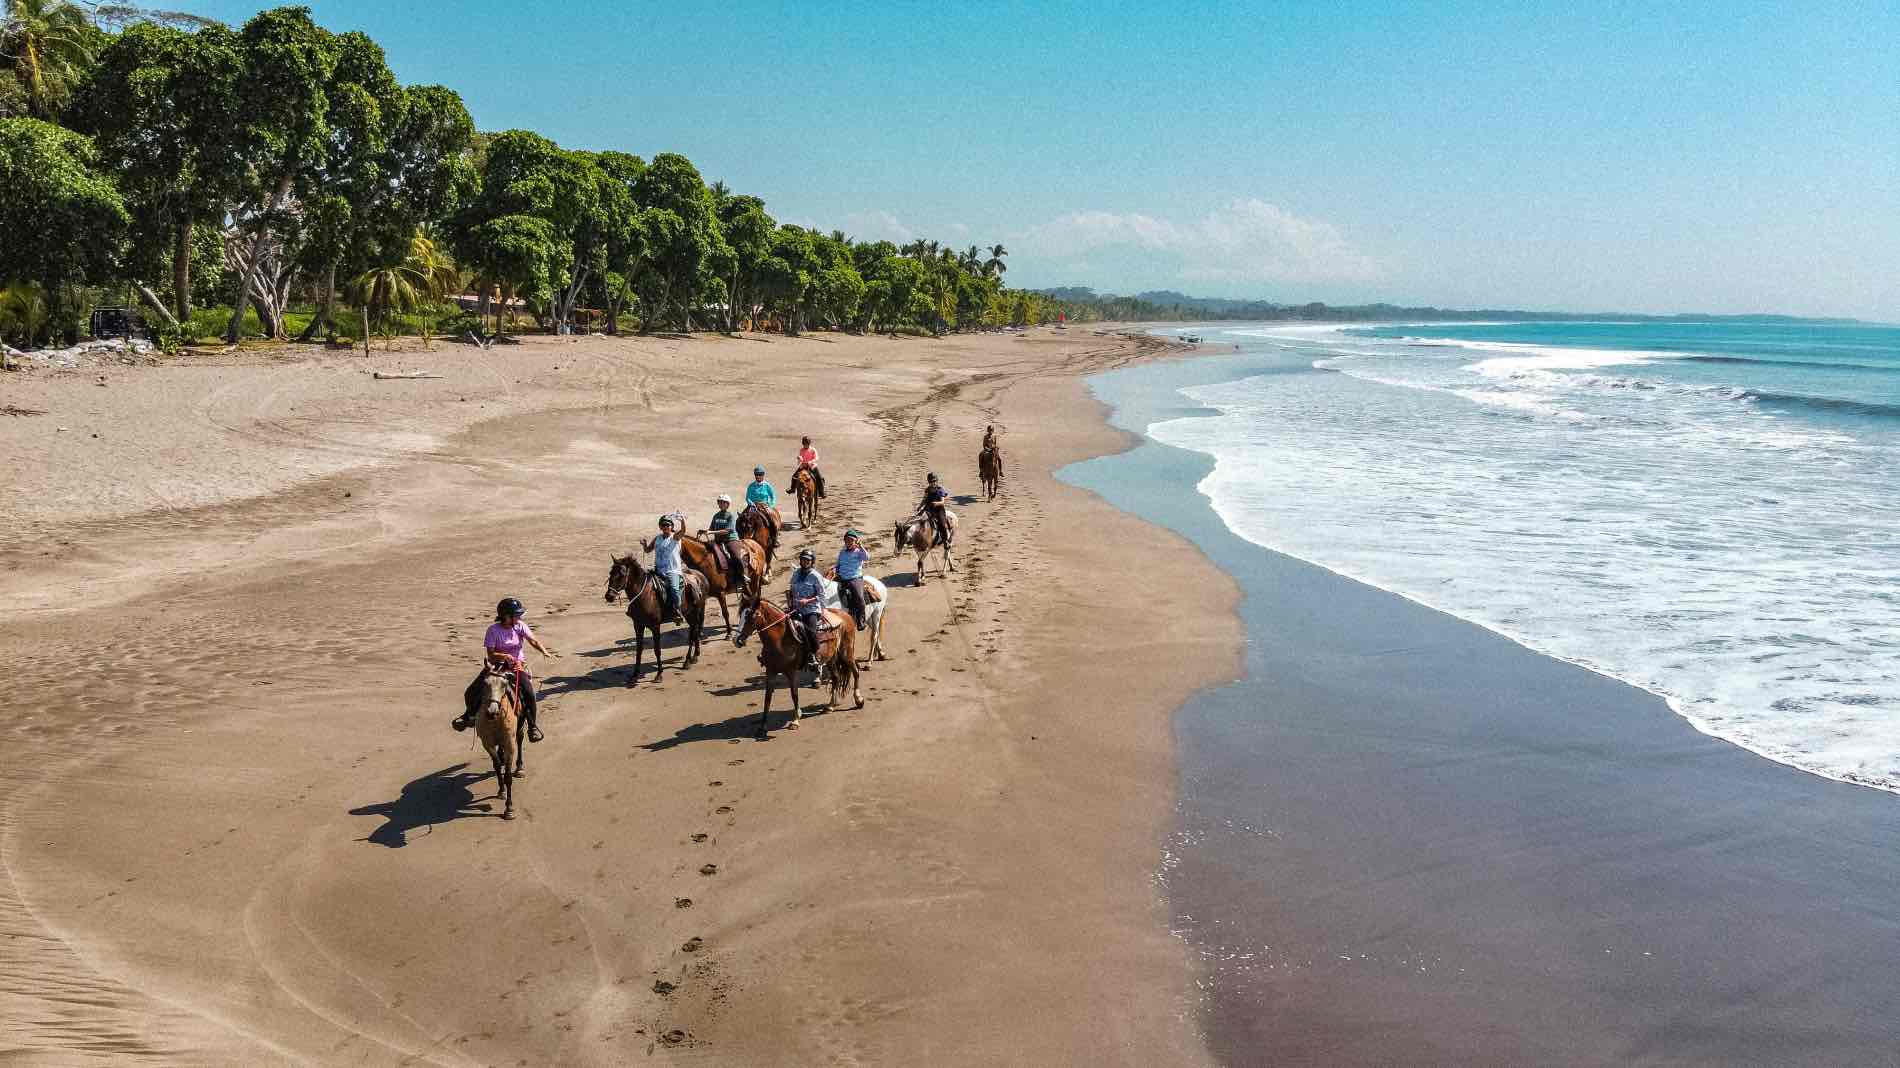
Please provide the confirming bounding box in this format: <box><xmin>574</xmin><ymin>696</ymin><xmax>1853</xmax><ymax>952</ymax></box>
<box><xmin>606</xmin><ymin>554</ymin><xmax>643</xmax><ymax>602</ymax></box>
<box><xmin>891</xmin><ymin>520</ymin><xmax>910</xmax><ymax>555</ymax></box>
<box><xmin>480</xmin><ymin>661</ymin><xmax>516</xmax><ymax>713</ymax></box>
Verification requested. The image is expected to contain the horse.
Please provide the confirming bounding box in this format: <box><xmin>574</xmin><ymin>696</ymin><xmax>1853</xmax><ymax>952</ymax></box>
<box><xmin>736</xmin><ymin>502</ymin><xmax>780</xmax><ymax>572</ymax></box>
<box><xmin>892</xmin><ymin>511</ymin><xmax>957</xmax><ymax>585</ymax></box>
<box><xmin>475</xmin><ymin>656</ymin><xmax>524</xmax><ymax>820</ymax></box>
<box><xmin>734</xmin><ymin>597</ymin><xmax>862</xmax><ymax>737</ymax></box>
<box><xmin>682</xmin><ymin>533</ymin><xmax>765</xmax><ymax>636</ymax></box>
<box><xmin>604</xmin><ymin>553</ymin><xmax>707</xmax><ymax>686</ymax></box>
<box><xmin>824</xmin><ymin>569</ymin><xmax>891</xmax><ymax>664</ymax></box>
<box><xmin>792</xmin><ymin>467</ymin><xmax>819</xmax><ymax>526</ymax></box>
<box><xmin>978</xmin><ymin>444</ymin><xmax>1004</xmax><ymax>500</ymax></box>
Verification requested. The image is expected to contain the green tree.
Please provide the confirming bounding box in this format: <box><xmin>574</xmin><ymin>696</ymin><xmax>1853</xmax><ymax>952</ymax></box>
<box><xmin>70</xmin><ymin>19</ymin><xmax>243</xmax><ymax>323</ymax></box>
<box><xmin>632</xmin><ymin>152</ymin><xmax>719</xmax><ymax>331</ymax></box>
<box><xmin>0</xmin><ymin>116</ymin><xmax>127</xmax><ymax>346</ymax></box>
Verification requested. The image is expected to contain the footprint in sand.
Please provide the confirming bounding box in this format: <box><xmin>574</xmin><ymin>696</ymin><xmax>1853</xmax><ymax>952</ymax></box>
<box><xmin>699</xmin><ymin>864</ymin><xmax>718</xmax><ymax>876</ymax></box>
<box><xmin>690</xmin><ymin>832</ymin><xmax>708</xmax><ymax>843</ymax></box>
<box><xmin>682</xmin><ymin>936</ymin><xmax>703</xmax><ymax>953</ymax></box>
<box><xmin>675</xmin><ymin>897</ymin><xmax>693</xmax><ymax>908</ymax></box>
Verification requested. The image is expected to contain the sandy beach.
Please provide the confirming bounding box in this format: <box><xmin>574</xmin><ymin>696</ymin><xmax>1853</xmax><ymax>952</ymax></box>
<box><xmin>0</xmin><ymin>329</ymin><xmax>1238</xmax><ymax>1065</ymax></box>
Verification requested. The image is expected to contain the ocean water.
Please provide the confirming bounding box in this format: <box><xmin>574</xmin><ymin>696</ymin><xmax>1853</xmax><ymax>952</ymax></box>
<box><xmin>1148</xmin><ymin>320</ymin><xmax>1900</xmax><ymax>792</ymax></box>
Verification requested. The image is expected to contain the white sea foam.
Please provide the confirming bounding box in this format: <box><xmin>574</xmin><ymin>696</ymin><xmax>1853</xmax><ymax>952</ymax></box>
<box><xmin>1149</xmin><ymin>327</ymin><xmax>1900</xmax><ymax>793</ymax></box>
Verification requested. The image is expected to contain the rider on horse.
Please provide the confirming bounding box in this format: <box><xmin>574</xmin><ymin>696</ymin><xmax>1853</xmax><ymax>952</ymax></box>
<box><xmin>707</xmin><ymin>493</ymin><xmax>747</xmax><ymax>587</ymax></box>
<box><xmin>982</xmin><ymin>424</ymin><xmax>998</xmax><ymax>453</ymax></box>
<box><xmin>916</xmin><ymin>472</ymin><xmax>952</xmax><ymax>546</ymax></box>
<box><xmin>835</xmin><ymin>529</ymin><xmax>870</xmax><ymax>628</ymax></box>
<box><xmin>793</xmin><ymin>436</ymin><xmax>826</xmax><ymax>498</ymax></box>
<box><xmin>745</xmin><ymin>465</ymin><xmax>780</xmax><ymax>550</ymax></box>
<box><xmin>641</xmin><ymin>515</ymin><xmax>686</xmax><ymax>622</ymax></box>
<box><xmin>789</xmin><ymin>548</ymin><xmax>825</xmax><ymax>671</ymax></box>
<box><xmin>454</xmin><ymin>596</ymin><xmax>557</xmax><ymax>742</ymax></box>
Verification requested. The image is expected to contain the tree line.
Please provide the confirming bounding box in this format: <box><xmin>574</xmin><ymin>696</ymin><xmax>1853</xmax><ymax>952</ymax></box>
<box><xmin>0</xmin><ymin>1</ymin><xmax>1060</xmax><ymax>349</ymax></box>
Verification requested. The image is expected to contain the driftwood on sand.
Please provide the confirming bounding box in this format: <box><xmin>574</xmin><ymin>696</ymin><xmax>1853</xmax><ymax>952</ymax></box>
<box><xmin>371</xmin><ymin>371</ymin><xmax>443</xmax><ymax>380</ymax></box>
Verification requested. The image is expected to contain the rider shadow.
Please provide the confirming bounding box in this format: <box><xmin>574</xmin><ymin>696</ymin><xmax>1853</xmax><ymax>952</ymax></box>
<box><xmin>348</xmin><ymin>762</ymin><xmax>495</xmax><ymax>846</ymax></box>
<box><xmin>951</xmin><ymin>494</ymin><xmax>980</xmax><ymax>505</ymax></box>
<box><xmin>881</xmin><ymin>572</ymin><xmax>922</xmax><ymax>589</ymax></box>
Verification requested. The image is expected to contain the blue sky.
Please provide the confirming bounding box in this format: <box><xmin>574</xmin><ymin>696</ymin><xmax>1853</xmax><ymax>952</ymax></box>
<box><xmin>178</xmin><ymin>1</ymin><xmax>1900</xmax><ymax>318</ymax></box>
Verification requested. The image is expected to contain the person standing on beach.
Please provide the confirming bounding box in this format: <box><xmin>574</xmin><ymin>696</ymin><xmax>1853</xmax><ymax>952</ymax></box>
<box><xmin>454</xmin><ymin>597</ymin><xmax>558</xmax><ymax>742</ymax></box>
<box><xmin>792</xmin><ymin>436</ymin><xmax>826</xmax><ymax>498</ymax></box>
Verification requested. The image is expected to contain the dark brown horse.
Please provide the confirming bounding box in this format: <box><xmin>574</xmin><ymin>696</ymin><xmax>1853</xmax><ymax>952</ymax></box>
<box><xmin>475</xmin><ymin>657</ymin><xmax>524</xmax><ymax>820</ymax></box>
<box><xmin>792</xmin><ymin>467</ymin><xmax>819</xmax><ymax>526</ymax></box>
<box><xmin>978</xmin><ymin>444</ymin><xmax>1004</xmax><ymax>500</ymax></box>
<box><xmin>680</xmin><ymin>533</ymin><xmax>764</xmax><ymax>636</ymax></box>
<box><xmin>734</xmin><ymin>598</ymin><xmax>862</xmax><ymax>738</ymax></box>
<box><xmin>736</xmin><ymin>502</ymin><xmax>780</xmax><ymax>572</ymax></box>
<box><xmin>604</xmin><ymin>554</ymin><xmax>707</xmax><ymax>686</ymax></box>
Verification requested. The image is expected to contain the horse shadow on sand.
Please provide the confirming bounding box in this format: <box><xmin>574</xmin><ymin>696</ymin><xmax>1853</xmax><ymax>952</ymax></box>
<box><xmin>348</xmin><ymin>762</ymin><xmax>501</xmax><ymax>846</ymax></box>
<box><xmin>641</xmin><ymin>674</ymin><xmax>834</xmax><ymax>751</ymax></box>
<box><xmin>540</xmin><ymin>633</ymin><xmax>711</xmax><ymax>696</ymax></box>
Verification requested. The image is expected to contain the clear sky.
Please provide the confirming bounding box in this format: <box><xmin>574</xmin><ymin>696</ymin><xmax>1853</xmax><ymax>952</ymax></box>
<box><xmin>176</xmin><ymin>1</ymin><xmax>1900</xmax><ymax>318</ymax></box>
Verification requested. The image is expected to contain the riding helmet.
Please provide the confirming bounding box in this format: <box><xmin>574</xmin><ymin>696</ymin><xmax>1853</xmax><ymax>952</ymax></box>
<box><xmin>659</xmin><ymin>514</ymin><xmax>675</xmax><ymax>528</ymax></box>
<box><xmin>843</xmin><ymin>528</ymin><xmax>861</xmax><ymax>540</ymax></box>
<box><xmin>717</xmin><ymin>493</ymin><xmax>731</xmax><ymax>504</ymax></box>
<box><xmin>798</xmin><ymin>548</ymin><xmax>816</xmax><ymax>563</ymax></box>
<box><xmin>497</xmin><ymin>597</ymin><xmax>524</xmax><ymax>618</ymax></box>
<box><xmin>926</xmin><ymin>472</ymin><xmax>938</xmax><ymax>482</ymax></box>
<box><xmin>753</xmin><ymin>465</ymin><xmax>765</xmax><ymax>475</ymax></box>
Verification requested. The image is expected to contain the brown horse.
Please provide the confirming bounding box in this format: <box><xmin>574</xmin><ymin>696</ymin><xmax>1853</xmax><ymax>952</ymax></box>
<box><xmin>736</xmin><ymin>502</ymin><xmax>780</xmax><ymax>572</ymax></box>
<box><xmin>681</xmin><ymin>533</ymin><xmax>764</xmax><ymax>636</ymax></box>
<box><xmin>979</xmin><ymin>444</ymin><xmax>1004</xmax><ymax>500</ymax></box>
<box><xmin>892</xmin><ymin>512</ymin><xmax>957</xmax><ymax>585</ymax></box>
<box><xmin>475</xmin><ymin>657</ymin><xmax>523</xmax><ymax>820</ymax></box>
<box><xmin>604</xmin><ymin>554</ymin><xmax>707</xmax><ymax>686</ymax></box>
<box><xmin>735</xmin><ymin>597</ymin><xmax>862</xmax><ymax>737</ymax></box>
<box><xmin>792</xmin><ymin>467</ymin><xmax>819</xmax><ymax>526</ymax></box>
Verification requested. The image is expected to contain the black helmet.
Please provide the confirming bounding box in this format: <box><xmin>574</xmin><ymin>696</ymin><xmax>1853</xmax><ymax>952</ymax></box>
<box><xmin>658</xmin><ymin>514</ymin><xmax>675</xmax><ymax>528</ymax></box>
<box><xmin>753</xmin><ymin>465</ymin><xmax>765</xmax><ymax>476</ymax></box>
<box><xmin>496</xmin><ymin>597</ymin><xmax>524</xmax><ymax>618</ymax></box>
<box><xmin>797</xmin><ymin>548</ymin><xmax>816</xmax><ymax>563</ymax></box>
<box><xmin>926</xmin><ymin>471</ymin><xmax>938</xmax><ymax>482</ymax></box>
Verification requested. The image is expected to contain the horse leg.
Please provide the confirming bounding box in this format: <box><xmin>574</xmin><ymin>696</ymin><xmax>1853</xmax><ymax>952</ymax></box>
<box><xmin>915</xmin><ymin>546</ymin><xmax>929</xmax><ymax>586</ymax></box>
<box><xmin>513</xmin><ymin>715</ymin><xmax>526</xmax><ymax>777</ymax></box>
<box><xmin>756</xmin><ymin>674</ymin><xmax>774</xmax><ymax>739</ymax></box>
<box><xmin>715</xmin><ymin>590</ymin><xmax>732</xmax><ymax>635</ymax></box>
<box><xmin>787</xmin><ymin>671</ymin><xmax>802</xmax><ymax>730</ymax></box>
<box><xmin>628</xmin><ymin>624</ymin><xmax>644</xmax><ymax>687</ymax></box>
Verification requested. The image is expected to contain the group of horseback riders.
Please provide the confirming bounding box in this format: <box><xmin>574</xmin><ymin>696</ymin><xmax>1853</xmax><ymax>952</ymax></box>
<box><xmin>454</xmin><ymin>428</ymin><xmax>981</xmax><ymax>740</ymax></box>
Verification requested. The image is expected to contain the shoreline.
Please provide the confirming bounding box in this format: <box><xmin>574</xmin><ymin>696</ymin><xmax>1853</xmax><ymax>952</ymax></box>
<box><xmin>0</xmin><ymin>329</ymin><xmax>1238</xmax><ymax>1064</ymax></box>
<box><xmin>1069</xmin><ymin>346</ymin><xmax>1900</xmax><ymax>1064</ymax></box>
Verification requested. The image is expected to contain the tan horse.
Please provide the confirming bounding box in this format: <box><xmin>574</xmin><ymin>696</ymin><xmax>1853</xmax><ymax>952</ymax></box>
<box><xmin>475</xmin><ymin>657</ymin><xmax>523</xmax><ymax>820</ymax></box>
<box><xmin>605</xmin><ymin>554</ymin><xmax>707</xmax><ymax>686</ymax></box>
<box><xmin>792</xmin><ymin>467</ymin><xmax>819</xmax><ymax>526</ymax></box>
<box><xmin>979</xmin><ymin>444</ymin><xmax>1004</xmax><ymax>500</ymax></box>
<box><xmin>736</xmin><ymin>502</ymin><xmax>781</xmax><ymax>572</ymax></box>
<box><xmin>734</xmin><ymin>598</ymin><xmax>862</xmax><ymax>737</ymax></box>
<box><xmin>682</xmin><ymin>533</ymin><xmax>765</xmax><ymax>636</ymax></box>
<box><xmin>892</xmin><ymin>512</ymin><xmax>957</xmax><ymax>585</ymax></box>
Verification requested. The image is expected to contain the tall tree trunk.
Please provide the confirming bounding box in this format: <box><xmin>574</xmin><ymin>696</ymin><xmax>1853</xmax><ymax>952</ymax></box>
<box><xmin>226</xmin><ymin>173</ymin><xmax>293</xmax><ymax>343</ymax></box>
<box><xmin>476</xmin><ymin>283</ymin><xmax>490</xmax><ymax>336</ymax></box>
<box><xmin>172</xmin><ymin>217</ymin><xmax>193</xmax><ymax>323</ymax></box>
<box><xmin>605</xmin><ymin>296</ymin><xmax>620</xmax><ymax>335</ymax></box>
<box><xmin>295</xmin><ymin>262</ymin><xmax>337</xmax><ymax>342</ymax></box>
<box><xmin>362</xmin><ymin>302</ymin><xmax>370</xmax><ymax>356</ymax></box>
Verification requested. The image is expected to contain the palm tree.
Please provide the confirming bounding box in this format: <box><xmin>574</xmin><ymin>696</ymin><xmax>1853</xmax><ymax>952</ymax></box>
<box><xmin>984</xmin><ymin>243</ymin><xmax>1008</xmax><ymax>278</ymax></box>
<box><xmin>402</xmin><ymin>230</ymin><xmax>462</xmax><ymax>348</ymax></box>
<box><xmin>1</xmin><ymin>0</ymin><xmax>96</xmax><ymax>119</ymax></box>
<box><xmin>346</xmin><ymin>261</ymin><xmax>423</xmax><ymax>354</ymax></box>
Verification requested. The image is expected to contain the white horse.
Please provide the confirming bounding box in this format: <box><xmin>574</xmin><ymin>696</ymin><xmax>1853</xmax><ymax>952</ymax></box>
<box><xmin>820</xmin><ymin>572</ymin><xmax>889</xmax><ymax>664</ymax></box>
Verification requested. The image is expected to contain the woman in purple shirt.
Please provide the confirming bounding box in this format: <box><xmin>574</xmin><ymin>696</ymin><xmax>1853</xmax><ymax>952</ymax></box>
<box><xmin>454</xmin><ymin>596</ymin><xmax>559</xmax><ymax>742</ymax></box>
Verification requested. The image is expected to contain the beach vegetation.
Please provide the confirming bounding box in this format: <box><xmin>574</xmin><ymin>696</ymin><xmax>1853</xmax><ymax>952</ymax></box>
<box><xmin>1</xmin><ymin>3</ymin><xmax>1052</xmax><ymax>355</ymax></box>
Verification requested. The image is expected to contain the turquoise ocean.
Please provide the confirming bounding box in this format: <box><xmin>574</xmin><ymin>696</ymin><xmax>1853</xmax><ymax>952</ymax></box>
<box><xmin>1148</xmin><ymin>320</ymin><xmax>1900</xmax><ymax>792</ymax></box>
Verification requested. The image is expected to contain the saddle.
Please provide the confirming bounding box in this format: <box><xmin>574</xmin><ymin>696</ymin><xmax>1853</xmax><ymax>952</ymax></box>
<box><xmin>794</xmin><ymin>609</ymin><xmax>852</xmax><ymax>658</ymax></box>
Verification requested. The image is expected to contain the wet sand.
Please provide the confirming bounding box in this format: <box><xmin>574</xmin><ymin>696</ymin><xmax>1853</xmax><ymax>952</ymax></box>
<box><xmin>0</xmin><ymin>330</ymin><xmax>1236</xmax><ymax>1065</ymax></box>
<box><xmin>1067</xmin><ymin>352</ymin><xmax>1900</xmax><ymax>1067</ymax></box>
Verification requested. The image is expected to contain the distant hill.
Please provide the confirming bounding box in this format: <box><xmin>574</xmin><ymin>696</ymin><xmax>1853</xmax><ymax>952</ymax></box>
<box><xmin>1034</xmin><ymin>287</ymin><xmax>1859</xmax><ymax>325</ymax></box>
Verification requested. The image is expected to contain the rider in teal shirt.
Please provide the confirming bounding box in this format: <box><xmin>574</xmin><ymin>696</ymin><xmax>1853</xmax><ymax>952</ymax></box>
<box><xmin>746</xmin><ymin>466</ymin><xmax>777</xmax><ymax>508</ymax></box>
